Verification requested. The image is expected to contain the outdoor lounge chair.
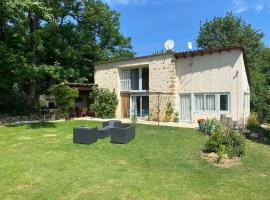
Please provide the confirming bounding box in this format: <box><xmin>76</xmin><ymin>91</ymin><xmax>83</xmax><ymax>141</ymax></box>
<box><xmin>102</xmin><ymin>120</ymin><xmax>122</xmax><ymax>128</ymax></box>
<box><xmin>110</xmin><ymin>123</ymin><xmax>135</xmax><ymax>144</ymax></box>
<box><xmin>96</xmin><ymin>120</ymin><xmax>122</xmax><ymax>139</ymax></box>
<box><xmin>73</xmin><ymin>127</ymin><xmax>98</xmax><ymax>145</ymax></box>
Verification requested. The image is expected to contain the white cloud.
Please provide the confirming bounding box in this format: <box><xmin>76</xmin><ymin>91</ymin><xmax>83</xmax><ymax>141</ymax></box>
<box><xmin>235</xmin><ymin>6</ymin><xmax>248</xmax><ymax>13</ymax></box>
<box><xmin>254</xmin><ymin>4</ymin><xmax>264</xmax><ymax>10</ymax></box>
<box><xmin>233</xmin><ymin>0</ymin><xmax>248</xmax><ymax>13</ymax></box>
<box><xmin>232</xmin><ymin>0</ymin><xmax>269</xmax><ymax>13</ymax></box>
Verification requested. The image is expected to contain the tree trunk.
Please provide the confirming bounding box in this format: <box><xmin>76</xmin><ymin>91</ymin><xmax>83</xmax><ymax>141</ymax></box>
<box><xmin>27</xmin><ymin>10</ymin><xmax>39</xmax><ymax>106</ymax></box>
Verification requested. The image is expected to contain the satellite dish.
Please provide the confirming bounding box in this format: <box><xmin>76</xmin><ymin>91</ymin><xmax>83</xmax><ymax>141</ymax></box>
<box><xmin>165</xmin><ymin>39</ymin><xmax>175</xmax><ymax>51</ymax></box>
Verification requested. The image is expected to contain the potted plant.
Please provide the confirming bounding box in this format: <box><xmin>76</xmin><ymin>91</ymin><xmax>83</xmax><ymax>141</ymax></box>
<box><xmin>175</xmin><ymin>112</ymin><xmax>180</xmax><ymax>123</ymax></box>
<box><xmin>197</xmin><ymin>118</ymin><xmax>206</xmax><ymax>130</ymax></box>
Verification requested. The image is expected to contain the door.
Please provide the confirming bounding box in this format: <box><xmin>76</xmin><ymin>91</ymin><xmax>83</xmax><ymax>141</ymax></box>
<box><xmin>180</xmin><ymin>95</ymin><xmax>191</xmax><ymax>121</ymax></box>
<box><xmin>121</xmin><ymin>94</ymin><xmax>130</xmax><ymax>118</ymax></box>
<box><xmin>130</xmin><ymin>95</ymin><xmax>149</xmax><ymax>117</ymax></box>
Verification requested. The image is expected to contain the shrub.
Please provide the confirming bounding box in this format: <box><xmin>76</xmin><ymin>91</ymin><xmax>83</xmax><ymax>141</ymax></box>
<box><xmin>204</xmin><ymin>120</ymin><xmax>246</xmax><ymax>158</ymax></box>
<box><xmin>226</xmin><ymin>129</ymin><xmax>246</xmax><ymax>157</ymax></box>
<box><xmin>246</xmin><ymin>112</ymin><xmax>260</xmax><ymax>130</ymax></box>
<box><xmin>89</xmin><ymin>87</ymin><xmax>118</xmax><ymax>119</ymax></box>
<box><xmin>165</xmin><ymin>102</ymin><xmax>174</xmax><ymax>122</ymax></box>
<box><xmin>200</xmin><ymin>118</ymin><xmax>223</xmax><ymax>135</ymax></box>
<box><xmin>204</xmin><ymin>131</ymin><xmax>227</xmax><ymax>153</ymax></box>
<box><xmin>50</xmin><ymin>84</ymin><xmax>78</xmax><ymax>118</ymax></box>
<box><xmin>0</xmin><ymin>86</ymin><xmax>33</xmax><ymax>115</ymax></box>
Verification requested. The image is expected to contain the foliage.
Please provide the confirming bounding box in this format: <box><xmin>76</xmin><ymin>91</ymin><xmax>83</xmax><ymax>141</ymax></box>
<box><xmin>196</xmin><ymin>12</ymin><xmax>264</xmax><ymax>65</ymax></box>
<box><xmin>0</xmin><ymin>0</ymin><xmax>134</xmax><ymax>114</ymax></box>
<box><xmin>131</xmin><ymin>114</ymin><xmax>137</xmax><ymax>124</ymax></box>
<box><xmin>89</xmin><ymin>87</ymin><xmax>118</xmax><ymax>119</ymax></box>
<box><xmin>200</xmin><ymin>118</ymin><xmax>223</xmax><ymax>135</ymax></box>
<box><xmin>204</xmin><ymin>120</ymin><xmax>246</xmax><ymax>158</ymax></box>
<box><xmin>205</xmin><ymin>131</ymin><xmax>227</xmax><ymax>154</ymax></box>
<box><xmin>250</xmin><ymin>68</ymin><xmax>270</xmax><ymax>122</ymax></box>
<box><xmin>49</xmin><ymin>84</ymin><xmax>78</xmax><ymax>118</ymax></box>
<box><xmin>246</xmin><ymin>112</ymin><xmax>260</xmax><ymax>130</ymax></box>
<box><xmin>0</xmin><ymin>85</ymin><xmax>33</xmax><ymax>115</ymax></box>
<box><xmin>196</xmin><ymin>12</ymin><xmax>270</xmax><ymax>122</ymax></box>
<box><xmin>165</xmin><ymin>102</ymin><xmax>174</xmax><ymax>122</ymax></box>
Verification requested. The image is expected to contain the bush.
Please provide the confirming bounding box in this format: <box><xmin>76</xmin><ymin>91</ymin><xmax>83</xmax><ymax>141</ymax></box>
<box><xmin>226</xmin><ymin>129</ymin><xmax>246</xmax><ymax>157</ymax></box>
<box><xmin>165</xmin><ymin>102</ymin><xmax>174</xmax><ymax>122</ymax></box>
<box><xmin>0</xmin><ymin>85</ymin><xmax>33</xmax><ymax>115</ymax></box>
<box><xmin>204</xmin><ymin>120</ymin><xmax>246</xmax><ymax>158</ymax></box>
<box><xmin>246</xmin><ymin>112</ymin><xmax>260</xmax><ymax>130</ymax></box>
<box><xmin>89</xmin><ymin>87</ymin><xmax>118</xmax><ymax>119</ymax></box>
<box><xmin>200</xmin><ymin>118</ymin><xmax>223</xmax><ymax>135</ymax></box>
<box><xmin>204</xmin><ymin>131</ymin><xmax>227</xmax><ymax>153</ymax></box>
<box><xmin>50</xmin><ymin>84</ymin><xmax>78</xmax><ymax>118</ymax></box>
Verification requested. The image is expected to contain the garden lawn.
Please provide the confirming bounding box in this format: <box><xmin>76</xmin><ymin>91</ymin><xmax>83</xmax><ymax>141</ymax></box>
<box><xmin>0</xmin><ymin>121</ymin><xmax>269</xmax><ymax>200</ymax></box>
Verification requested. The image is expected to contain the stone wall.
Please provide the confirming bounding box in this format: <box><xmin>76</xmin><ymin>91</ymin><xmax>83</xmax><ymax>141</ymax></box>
<box><xmin>0</xmin><ymin>114</ymin><xmax>44</xmax><ymax>125</ymax></box>
<box><xmin>149</xmin><ymin>94</ymin><xmax>176</xmax><ymax>122</ymax></box>
<box><xmin>149</xmin><ymin>58</ymin><xmax>176</xmax><ymax>94</ymax></box>
<box><xmin>95</xmin><ymin>53</ymin><xmax>176</xmax><ymax>118</ymax></box>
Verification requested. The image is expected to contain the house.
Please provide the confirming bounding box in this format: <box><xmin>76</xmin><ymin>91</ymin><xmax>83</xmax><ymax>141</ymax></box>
<box><xmin>94</xmin><ymin>45</ymin><xmax>250</xmax><ymax>127</ymax></box>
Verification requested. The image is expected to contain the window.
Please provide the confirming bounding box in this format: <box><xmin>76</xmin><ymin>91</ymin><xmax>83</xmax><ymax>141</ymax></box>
<box><xmin>220</xmin><ymin>94</ymin><xmax>229</xmax><ymax>111</ymax></box>
<box><xmin>244</xmin><ymin>93</ymin><xmax>250</xmax><ymax>112</ymax></box>
<box><xmin>195</xmin><ymin>95</ymin><xmax>204</xmax><ymax>111</ymax></box>
<box><xmin>194</xmin><ymin>93</ymin><xmax>230</xmax><ymax>113</ymax></box>
<box><xmin>205</xmin><ymin>95</ymin><xmax>215</xmax><ymax>111</ymax></box>
<box><xmin>142</xmin><ymin>68</ymin><xmax>149</xmax><ymax>90</ymax></box>
<box><xmin>131</xmin><ymin>69</ymin><xmax>139</xmax><ymax>90</ymax></box>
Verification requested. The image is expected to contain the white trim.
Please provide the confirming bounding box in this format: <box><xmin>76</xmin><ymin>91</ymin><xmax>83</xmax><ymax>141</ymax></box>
<box><xmin>193</xmin><ymin>92</ymin><xmax>231</xmax><ymax>114</ymax></box>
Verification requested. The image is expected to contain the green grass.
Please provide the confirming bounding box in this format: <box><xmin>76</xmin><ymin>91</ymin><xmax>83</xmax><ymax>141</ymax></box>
<box><xmin>0</xmin><ymin>121</ymin><xmax>269</xmax><ymax>200</ymax></box>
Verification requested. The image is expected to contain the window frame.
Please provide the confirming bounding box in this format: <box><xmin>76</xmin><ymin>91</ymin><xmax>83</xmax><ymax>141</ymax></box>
<box><xmin>194</xmin><ymin>93</ymin><xmax>230</xmax><ymax>114</ymax></box>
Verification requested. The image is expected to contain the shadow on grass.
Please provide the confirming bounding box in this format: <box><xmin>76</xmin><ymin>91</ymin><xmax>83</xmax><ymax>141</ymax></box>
<box><xmin>27</xmin><ymin>122</ymin><xmax>57</xmax><ymax>129</ymax></box>
<box><xmin>6</xmin><ymin>122</ymin><xmax>57</xmax><ymax>129</ymax></box>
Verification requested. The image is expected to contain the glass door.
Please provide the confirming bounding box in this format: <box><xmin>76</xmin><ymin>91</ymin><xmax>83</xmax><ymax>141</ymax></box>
<box><xmin>130</xmin><ymin>95</ymin><xmax>149</xmax><ymax>117</ymax></box>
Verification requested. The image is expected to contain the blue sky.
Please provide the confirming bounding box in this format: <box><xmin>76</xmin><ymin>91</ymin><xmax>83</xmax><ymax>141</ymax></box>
<box><xmin>103</xmin><ymin>0</ymin><xmax>270</xmax><ymax>56</ymax></box>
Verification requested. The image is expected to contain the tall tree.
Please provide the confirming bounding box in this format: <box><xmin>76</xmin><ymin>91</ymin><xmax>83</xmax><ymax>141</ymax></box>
<box><xmin>196</xmin><ymin>12</ymin><xmax>264</xmax><ymax>66</ymax></box>
<box><xmin>196</xmin><ymin>12</ymin><xmax>270</xmax><ymax>122</ymax></box>
<box><xmin>0</xmin><ymin>0</ymin><xmax>134</xmax><ymax>114</ymax></box>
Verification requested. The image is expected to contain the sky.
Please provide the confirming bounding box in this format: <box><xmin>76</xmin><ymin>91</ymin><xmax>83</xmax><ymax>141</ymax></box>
<box><xmin>102</xmin><ymin>0</ymin><xmax>270</xmax><ymax>56</ymax></box>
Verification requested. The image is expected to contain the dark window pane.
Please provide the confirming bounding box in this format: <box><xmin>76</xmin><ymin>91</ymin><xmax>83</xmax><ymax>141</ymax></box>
<box><xmin>142</xmin><ymin>68</ymin><xmax>149</xmax><ymax>90</ymax></box>
<box><xmin>220</xmin><ymin>95</ymin><xmax>228</xmax><ymax>111</ymax></box>
<box><xmin>142</xmin><ymin>96</ymin><xmax>149</xmax><ymax>117</ymax></box>
<box><xmin>131</xmin><ymin>69</ymin><xmax>139</xmax><ymax>90</ymax></box>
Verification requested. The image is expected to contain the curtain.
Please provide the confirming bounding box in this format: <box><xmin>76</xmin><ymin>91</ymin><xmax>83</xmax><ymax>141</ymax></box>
<box><xmin>206</xmin><ymin>95</ymin><xmax>215</xmax><ymax>110</ymax></box>
<box><xmin>195</xmin><ymin>95</ymin><xmax>204</xmax><ymax>111</ymax></box>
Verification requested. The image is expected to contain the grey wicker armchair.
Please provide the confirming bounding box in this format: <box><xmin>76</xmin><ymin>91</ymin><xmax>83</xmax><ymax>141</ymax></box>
<box><xmin>73</xmin><ymin>127</ymin><xmax>98</xmax><ymax>145</ymax></box>
<box><xmin>102</xmin><ymin>120</ymin><xmax>122</xmax><ymax>128</ymax></box>
<box><xmin>97</xmin><ymin>120</ymin><xmax>122</xmax><ymax>139</ymax></box>
<box><xmin>110</xmin><ymin>123</ymin><xmax>135</xmax><ymax>144</ymax></box>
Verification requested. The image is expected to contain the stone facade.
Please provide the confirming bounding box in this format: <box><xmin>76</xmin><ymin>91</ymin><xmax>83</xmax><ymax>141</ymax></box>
<box><xmin>149</xmin><ymin>94</ymin><xmax>176</xmax><ymax>121</ymax></box>
<box><xmin>95</xmin><ymin>53</ymin><xmax>176</xmax><ymax>119</ymax></box>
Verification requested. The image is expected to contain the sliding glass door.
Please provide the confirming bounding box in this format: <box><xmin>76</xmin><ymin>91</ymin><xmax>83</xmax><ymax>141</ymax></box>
<box><xmin>130</xmin><ymin>95</ymin><xmax>149</xmax><ymax>117</ymax></box>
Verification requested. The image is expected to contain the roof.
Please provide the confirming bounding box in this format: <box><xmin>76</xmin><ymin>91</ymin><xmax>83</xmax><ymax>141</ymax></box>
<box><xmin>66</xmin><ymin>83</ymin><xmax>97</xmax><ymax>88</ymax></box>
<box><xmin>174</xmin><ymin>45</ymin><xmax>244</xmax><ymax>58</ymax></box>
<box><xmin>95</xmin><ymin>45</ymin><xmax>244</xmax><ymax>66</ymax></box>
<box><xmin>95</xmin><ymin>51</ymin><xmax>173</xmax><ymax>65</ymax></box>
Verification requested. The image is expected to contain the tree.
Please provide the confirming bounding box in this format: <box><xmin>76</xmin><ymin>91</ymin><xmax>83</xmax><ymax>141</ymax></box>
<box><xmin>50</xmin><ymin>84</ymin><xmax>78</xmax><ymax>118</ymax></box>
<box><xmin>196</xmin><ymin>12</ymin><xmax>264</xmax><ymax>66</ymax></box>
<box><xmin>0</xmin><ymin>0</ymin><xmax>134</xmax><ymax>115</ymax></box>
<box><xmin>196</xmin><ymin>12</ymin><xmax>270</xmax><ymax>122</ymax></box>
